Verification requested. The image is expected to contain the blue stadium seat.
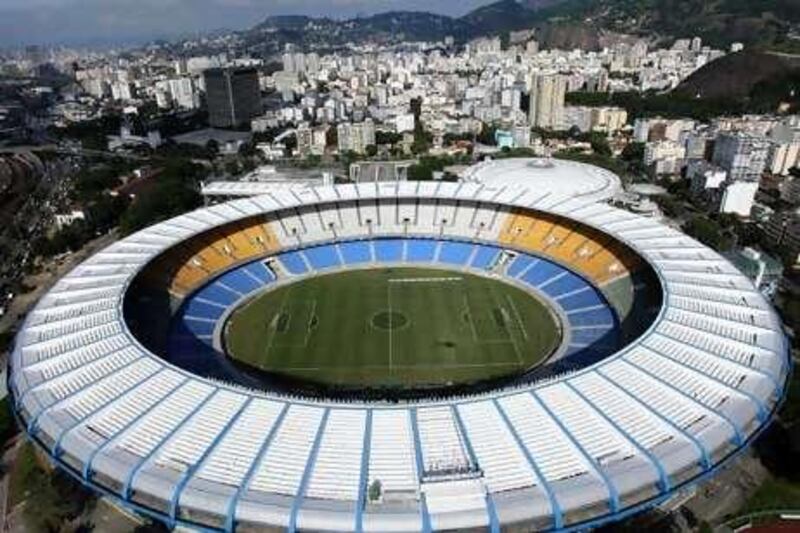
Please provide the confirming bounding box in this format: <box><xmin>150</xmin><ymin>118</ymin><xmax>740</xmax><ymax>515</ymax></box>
<box><xmin>304</xmin><ymin>245</ymin><xmax>341</xmax><ymax>270</ymax></box>
<box><xmin>438</xmin><ymin>241</ymin><xmax>474</xmax><ymax>266</ymax></box>
<box><xmin>194</xmin><ymin>283</ymin><xmax>239</xmax><ymax>306</ymax></box>
<box><xmin>339</xmin><ymin>241</ymin><xmax>371</xmax><ymax>264</ymax></box>
<box><xmin>183</xmin><ymin>299</ymin><xmax>224</xmax><ymax>321</ymax></box>
<box><xmin>406</xmin><ymin>239</ymin><xmax>436</xmax><ymax>262</ymax></box>
<box><xmin>563</xmin><ymin>345</ymin><xmax>609</xmax><ymax>365</ymax></box>
<box><xmin>570</xmin><ymin>327</ymin><xmax>614</xmax><ymax>345</ymax></box>
<box><xmin>244</xmin><ymin>262</ymin><xmax>275</xmax><ymax>284</ymax></box>
<box><xmin>521</xmin><ymin>259</ymin><xmax>561</xmax><ymax>286</ymax></box>
<box><xmin>470</xmin><ymin>245</ymin><xmax>500</xmax><ymax>269</ymax></box>
<box><xmin>218</xmin><ymin>269</ymin><xmax>262</xmax><ymax>295</ymax></box>
<box><xmin>181</xmin><ymin>317</ymin><xmax>216</xmax><ymax>338</ymax></box>
<box><xmin>507</xmin><ymin>255</ymin><xmax>536</xmax><ymax>277</ymax></box>
<box><xmin>374</xmin><ymin>239</ymin><xmax>403</xmax><ymax>262</ymax></box>
<box><xmin>556</xmin><ymin>288</ymin><xmax>604</xmax><ymax>311</ymax></box>
<box><xmin>279</xmin><ymin>251</ymin><xmax>308</xmax><ymax>274</ymax></box>
<box><xmin>567</xmin><ymin>307</ymin><xmax>615</xmax><ymax>327</ymax></box>
<box><xmin>539</xmin><ymin>271</ymin><xmax>587</xmax><ymax>298</ymax></box>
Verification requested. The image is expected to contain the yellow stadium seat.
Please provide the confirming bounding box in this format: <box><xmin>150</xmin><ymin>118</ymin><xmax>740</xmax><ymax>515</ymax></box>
<box><xmin>552</xmin><ymin>232</ymin><xmax>589</xmax><ymax>262</ymax></box>
<box><xmin>227</xmin><ymin>227</ymin><xmax>261</xmax><ymax>260</ymax></box>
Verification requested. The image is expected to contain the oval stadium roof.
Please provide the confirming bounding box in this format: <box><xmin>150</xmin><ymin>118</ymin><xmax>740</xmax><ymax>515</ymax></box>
<box><xmin>8</xmin><ymin>167</ymin><xmax>788</xmax><ymax>532</ymax></box>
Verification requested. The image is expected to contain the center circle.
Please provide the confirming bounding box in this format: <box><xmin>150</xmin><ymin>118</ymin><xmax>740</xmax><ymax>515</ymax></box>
<box><xmin>371</xmin><ymin>310</ymin><xmax>409</xmax><ymax>331</ymax></box>
<box><xmin>223</xmin><ymin>267</ymin><xmax>562</xmax><ymax>392</ymax></box>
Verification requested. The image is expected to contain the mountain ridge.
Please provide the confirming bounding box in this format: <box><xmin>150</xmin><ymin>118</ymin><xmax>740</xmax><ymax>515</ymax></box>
<box><xmin>234</xmin><ymin>0</ymin><xmax>800</xmax><ymax>57</ymax></box>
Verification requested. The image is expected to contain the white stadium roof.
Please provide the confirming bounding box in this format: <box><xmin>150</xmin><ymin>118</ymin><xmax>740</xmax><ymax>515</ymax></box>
<box><xmin>8</xmin><ymin>161</ymin><xmax>788</xmax><ymax>532</ymax></box>
<box><xmin>461</xmin><ymin>158</ymin><xmax>622</xmax><ymax>203</ymax></box>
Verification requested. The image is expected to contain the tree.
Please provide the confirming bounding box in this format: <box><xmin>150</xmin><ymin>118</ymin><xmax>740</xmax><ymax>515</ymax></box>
<box><xmin>588</xmin><ymin>132</ymin><xmax>612</xmax><ymax>157</ymax></box>
<box><xmin>17</xmin><ymin>444</ymin><xmax>95</xmax><ymax>532</ymax></box>
<box><xmin>683</xmin><ymin>215</ymin><xmax>733</xmax><ymax>251</ymax></box>
<box><xmin>411</xmin><ymin>129</ymin><xmax>432</xmax><ymax>155</ymax></box>
<box><xmin>239</xmin><ymin>142</ymin><xmax>258</xmax><ymax>157</ymax></box>
<box><xmin>375</xmin><ymin>131</ymin><xmax>402</xmax><ymax>146</ymax></box>
<box><xmin>326</xmin><ymin>127</ymin><xmax>338</xmax><ymax>149</ymax></box>
<box><xmin>87</xmin><ymin>195</ymin><xmax>128</xmax><ymax>233</ymax></box>
<box><xmin>621</xmin><ymin>142</ymin><xmax>646</xmax><ymax>174</ymax></box>
<box><xmin>119</xmin><ymin>160</ymin><xmax>206</xmax><ymax>236</ymax></box>
<box><xmin>224</xmin><ymin>159</ymin><xmax>241</xmax><ymax>176</ymax></box>
<box><xmin>407</xmin><ymin>164</ymin><xmax>433</xmax><ymax>181</ymax></box>
<box><xmin>365</xmin><ymin>144</ymin><xmax>378</xmax><ymax>157</ymax></box>
<box><xmin>368</xmin><ymin>479</ymin><xmax>382</xmax><ymax>502</ymax></box>
<box><xmin>476</xmin><ymin>124</ymin><xmax>498</xmax><ymax>146</ymax></box>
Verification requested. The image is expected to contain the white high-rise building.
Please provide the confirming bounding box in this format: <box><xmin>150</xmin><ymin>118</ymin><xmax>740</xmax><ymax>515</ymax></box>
<box><xmin>720</xmin><ymin>181</ymin><xmax>759</xmax><ymax>216</ymax></box>
<box><xmin>528</xmin><ymin>74</ymin><xmax>566</xmax><ymax>130</ymax></box>
<box><xmin>712</xmin><ymin>132</ymin><xmax>771</xmax><ymax>182</ymax></box>
<box><xmin>110</xmin><ymin>81</ymin><xmax>133</xmax><ymax>101</ymax></box>
<box><xmin>165</xmin><ymin>78</ymin><xmax>200</xmax><ymax>109</ymax></box>
<box><xmin>337</xmin><ymin>119</ymin><xmax>376</xmax><ymax>155</ymax></box>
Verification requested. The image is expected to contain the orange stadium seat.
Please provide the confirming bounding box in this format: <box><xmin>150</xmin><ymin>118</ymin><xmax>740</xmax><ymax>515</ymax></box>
<box><xmin>150</xmin><ymin>216</ymin><xmax>284</xmax><ymax>297</ymax></box>
<box><xmin>497</xmin><ymin>210</ymin><xmax>640</xmax><ymax>286</ymax></box>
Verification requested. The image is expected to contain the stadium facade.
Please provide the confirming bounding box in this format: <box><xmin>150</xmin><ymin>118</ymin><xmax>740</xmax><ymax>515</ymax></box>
<box><xmin>8</xmin><ymin>159</ymin><xmax>789</xmax><ymax>532</ymax></box>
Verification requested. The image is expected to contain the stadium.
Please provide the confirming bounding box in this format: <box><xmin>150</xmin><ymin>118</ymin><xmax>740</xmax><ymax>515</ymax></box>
<box><xmin>8</xmin><ymin>158</ymin><xmax>790</xmax><ymax>532</ymax></box>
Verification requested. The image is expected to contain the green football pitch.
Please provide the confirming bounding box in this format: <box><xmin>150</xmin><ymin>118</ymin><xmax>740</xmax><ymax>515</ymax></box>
<box><xmin>224</xmin><ymin>267</ymin><xmax>561</xmax><ymax>388</ymax></box>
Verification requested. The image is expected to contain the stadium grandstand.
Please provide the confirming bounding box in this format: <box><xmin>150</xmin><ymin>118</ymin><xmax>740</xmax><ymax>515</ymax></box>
<box><xmin>8</xmin><ymin>158</ymin><xmax>789</xmax><ymax>532</ymax></box>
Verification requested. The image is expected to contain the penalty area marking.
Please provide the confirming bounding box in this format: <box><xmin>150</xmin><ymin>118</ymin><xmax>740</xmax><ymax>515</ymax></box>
<box><xmin>388</xmin><ymin>277</ymin><xmax>463</xmax><ymax>283</ymax></box>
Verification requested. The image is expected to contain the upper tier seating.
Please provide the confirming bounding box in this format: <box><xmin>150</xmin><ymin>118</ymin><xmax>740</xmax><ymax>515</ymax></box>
<box><xmin>141</xmin><ymin>217</ymin><xmax>280</xmax><ymax>297</ymax></box>
<box><xmin>498</xmin><ymin>210</ymin><xmax>641</xmax><ymax>285</ymax></box>
<box><xmin>142</xmin><ymin>203</ymin><xmax>641</xmax><ymax>300</ymax></box>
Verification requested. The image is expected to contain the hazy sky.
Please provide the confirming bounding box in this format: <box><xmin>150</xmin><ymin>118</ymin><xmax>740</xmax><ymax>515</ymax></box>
<box><xmin>0</xmin><ymin>0</ymin><xmax>495</xmax><ymax>47</ymax></box>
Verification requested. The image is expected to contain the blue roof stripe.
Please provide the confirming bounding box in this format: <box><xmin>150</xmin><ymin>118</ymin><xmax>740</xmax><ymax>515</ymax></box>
<box><xmin>485</xmin><ymin>491</ymin><xmax>500</xmax><ymax>533</ymax></box>
<box><xmin>354</xmin><ymin>410</ymin><xmax>373</xmax><ymax>533</ymax></box>
<box><xmin>623</xmin><ymin>358</ymin><xmax>745</xmax><ymax>445</ymax></box>
<box><xmin>654</xmin><ymin>329</ymin><xmax>780</xmax><ymax>391</ymax></box>
<box><xmin>409</xmin><ymin>408</ymin><xmax>425</xmax><ymax>479</ymax></box>
<box><xmin>595</xmin><ymin>368</ymin><xmax>711</xmax><ymax>469</ymax></box>
<box><xmin>122</xmin><ymin>387</ymin><xmax>219</xmax><ymax>499</ymax></box>
<box><xmin>643</xmin><ymin>343</ymin><xmax>768</xmax><ymax>422</ymax></box>
<box><xmin>288</xmin><ymin>408</ymin><xmax>331</xmax><ymax>533</ymax></box>
<box><xmin>168</xmin><ymin>397</ymin><xmax>254</xmax><ymax>524</ymax></box>
<box><xmin>53</xmin><ymin>367</ymin><xmax>165</xmax><ymax>457</ymax></box>
<box><xmin>420</xmin><ymin>492</ymin><xmax>432</xmax><ymax>533</ymax></box>
<box><xmin>564</xmin><ymin>380</ymin><xmax>671</xmax><ymax>493</ymax></box>
<box><xmin>409</xmin><ymin>408</ymin><xmax>431</xmax><ymax>530</ymax></box>
<box><xmin>225</xmin><ymin>402</ymin><xmax>289</xmax><ymax>533</ymax></box>
<box><xmin>83</xmin><ymin>377</ymin><xmax>189</xmax><ymax>481</ymax></box>
<box><xmin>26</xmin><ymin>355</ymin><xmax>147</xmax><ymax>433</ymax></box>
<box><xmin>529</xmin><ymin>390</ymin><xmax>620</xmax><ymax>514</ymax></box>
<box><xmin>492</xmin><ymin>398</ymin><xmax>562</xmax><ymax>530</ymax></box>
<box><xmin>450</xmin><ymin>405</ymin><xmax>479</xmax><ymax>470</ymax></box>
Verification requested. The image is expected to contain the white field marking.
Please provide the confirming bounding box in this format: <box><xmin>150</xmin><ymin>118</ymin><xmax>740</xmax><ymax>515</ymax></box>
<box><xmin>502</xmin><ymin>306</ymin><xmax>524</xmax><ymax>365</ymax></box>
<box><xmin>270</xmin><ymin>300</ymin><xmax>318</xmax><ymax>349</ymax></box>
<box><xmin>388</xmin><ymin>277</ymin><xmax>463</xmax><ymax>283</ymax></box>
<box><xmin>484</xmin><ymin>280</ymin><xmax>523</xmax><ymax>364</ymax></box>
<box><xmin>262</xmin><ymin>286</ymin><xmax>293</xmax><ymax>362</ymax></box>
<box><xmin>505</xmin><ymin>294</ymin><xmax>530</xmax><ymax>341</ymax></box>
<box><xmin>462</xmin><ymin>287</ymin><xmax>520</xmax><ymax>367</ymax></box>
<box><xmin>387</xmin><ymin>283</ymin><xmax>393</xmax><ymax>373</ymax></box>
<box><xmin>302</xmin><ymin>299</ymin><xmax>318</xmax><ymax>347</ymax></box>
<box><xmin>463</xmin><ymin>294</ymin><xmax>479</xmax><ymax>342</ymax></box>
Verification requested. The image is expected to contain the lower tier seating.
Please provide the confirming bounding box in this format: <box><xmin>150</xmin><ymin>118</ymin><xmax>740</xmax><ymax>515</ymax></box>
<box><xmin>165</xmin><ymin>238</ymin><xmax>621</xmax><ymax>385</ymax></box>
